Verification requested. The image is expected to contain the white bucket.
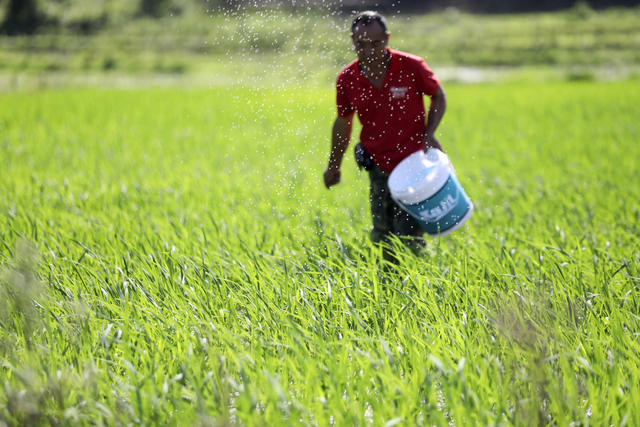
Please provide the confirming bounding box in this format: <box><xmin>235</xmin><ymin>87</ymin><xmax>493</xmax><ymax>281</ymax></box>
<box><xmin>388</xmin><ymin>148</ymin><xmax>473</xmax><ymax>236</ymax></box>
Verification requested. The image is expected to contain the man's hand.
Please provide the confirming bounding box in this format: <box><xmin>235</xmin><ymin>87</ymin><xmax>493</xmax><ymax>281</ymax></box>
<box><xmin>424</xmin><ymin>133</ymin><xmax>444</xmax><ymax>152</ymax></box>
<box><xmin>324</xmin><ymin>115</ymin><xmax>353</xmax><ymax>189</ymax></box>
<box><xmin>323</xmin><ymin>168</ymin><xmax>341</xmax><ymax>188</ymax></box>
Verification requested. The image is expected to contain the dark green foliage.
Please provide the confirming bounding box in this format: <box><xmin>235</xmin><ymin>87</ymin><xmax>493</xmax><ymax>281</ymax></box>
<box><xmin>357</xmin><ymin>0</ymin><xmax>638</xmax><ymax>13</ymax></box>
<box><xmin>1</xmin><ymin>0</ymin><xmax>42</xmax><ymax>35</ymax></box>
<box><xmin>66</xmin><ymin>13</ymin><xmax>108</xmax><ymax>35</ymax></box>
<box><xmin>139</xmin><ymin>0</ymin><xmax>173</xmax><ymax>17</ymax></box>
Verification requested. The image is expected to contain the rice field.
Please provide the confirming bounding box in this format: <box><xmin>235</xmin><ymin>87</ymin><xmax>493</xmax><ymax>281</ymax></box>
<box><xmin>1</xmin><ymin>79</ymin><xmax>639</xmax><ymax>424</ymax></box>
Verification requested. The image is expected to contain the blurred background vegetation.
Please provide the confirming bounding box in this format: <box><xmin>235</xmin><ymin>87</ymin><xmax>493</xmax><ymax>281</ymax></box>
<box><xmin>0</xmin><ymin>0</ymin><xmax>639</xmax><ymax>88</ymax></box>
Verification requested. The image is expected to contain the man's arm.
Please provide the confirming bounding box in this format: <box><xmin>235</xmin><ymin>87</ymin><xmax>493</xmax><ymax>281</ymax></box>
<box><xmin>424</xmin><ymin>86</ymin><xmax>447</xmax><ymax>152</ymax></box>
<box><xmin>323</xmin><ymin>114</ymin><xmax>354</xmax><ymax>188</ymax></box>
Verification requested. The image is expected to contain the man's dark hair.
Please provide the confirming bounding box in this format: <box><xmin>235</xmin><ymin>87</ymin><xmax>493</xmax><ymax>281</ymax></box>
<box><xmin>351</xmin><ymin>11</ymin><xmax>389</xmax><ymax>35</ymax></box>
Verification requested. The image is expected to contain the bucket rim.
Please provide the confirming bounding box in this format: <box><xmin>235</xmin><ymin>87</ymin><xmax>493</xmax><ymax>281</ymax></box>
<box><xmin>388</xmin><ymin>149</ymin><xmax>451</xmax><ymax>205</ymax></box>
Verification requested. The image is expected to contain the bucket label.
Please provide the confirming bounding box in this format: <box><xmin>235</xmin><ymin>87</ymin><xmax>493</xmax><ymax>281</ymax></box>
<box><xmin>395</xmin><ymin>174</ymin><xmax>472</xmax><ymax>235</ymax></box>
<box><xmin>417</xmin><ymin>193</ymin><xmax>458</xmax><ymax>222</ymax></box>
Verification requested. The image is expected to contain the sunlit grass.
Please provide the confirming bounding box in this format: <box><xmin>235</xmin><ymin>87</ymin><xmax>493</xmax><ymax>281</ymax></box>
<box><xmin>1</xmin><ymin>80</ymin><xmax>639</xmax><ymax>424</ymax></box>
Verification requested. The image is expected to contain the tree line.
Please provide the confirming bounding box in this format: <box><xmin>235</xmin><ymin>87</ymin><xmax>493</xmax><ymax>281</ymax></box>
<box><xmin>394</xmin><ymin>0</ymin><xmax>639</xmax><ymax>12</ymax></box>
<box><xmin>2</xmin><ymin>0</ymin><xmax>639</xmax><ymax>35</ymax></box>
<box><xmin>0</xmin><ymin>0</ymin><xmax>174</xmax><ymax>35</ymax></box>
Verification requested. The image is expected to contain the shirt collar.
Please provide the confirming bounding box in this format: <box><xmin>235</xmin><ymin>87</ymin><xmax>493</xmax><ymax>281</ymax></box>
<box><xmin>387</xmin><ymin>48</ymin><xmax>400</xmax><ymax>72</ymax></box>
<box><xmin>355</xmin><ymin>48</ymin><xmax>396</xmax><ymax>81</ymax></box>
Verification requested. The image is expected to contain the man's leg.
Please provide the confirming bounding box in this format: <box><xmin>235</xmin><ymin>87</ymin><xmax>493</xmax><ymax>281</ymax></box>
<box><xmin>391</xmin><ymin>203</ymin><xmax>427</xmax><ymax>254</ymax></box>
<box><xmin>368</xmin><ymin>166</ymin><xmax>394</xmax><ymax>245</ymax></box>
<box><xmin>369</xmin><ymin>166</ymin><xmax>426</xmax><ymax>259</ymax></box>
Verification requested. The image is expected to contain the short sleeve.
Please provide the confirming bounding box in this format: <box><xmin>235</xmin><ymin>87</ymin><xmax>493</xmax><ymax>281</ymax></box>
<box><xmin>414</xmin><ymin>57</ymin><xmax>440</xmax><ymax>96</ymax></box>
<box><xmin>336</xmin><ymin>72</ymin><xmax>355</xmax><ymax>117</ymax></box>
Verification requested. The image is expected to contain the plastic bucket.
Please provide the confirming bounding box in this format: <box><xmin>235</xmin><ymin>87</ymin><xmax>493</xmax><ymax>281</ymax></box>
<box><xmin>388</xmin><ymin>148</ymin><xmax>473</xmax><ymax>236</ymax></box>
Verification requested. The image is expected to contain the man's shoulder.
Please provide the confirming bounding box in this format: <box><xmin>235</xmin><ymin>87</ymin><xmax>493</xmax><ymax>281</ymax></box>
<box><xmin>337</xmin><ymin>59</ymin><xmax>359</xmax><ymax>81</ymax></box>
<box><xmin>390</xmin><ymin>49</ymin><xmax>426</xmax><ymax>66</ymax></box>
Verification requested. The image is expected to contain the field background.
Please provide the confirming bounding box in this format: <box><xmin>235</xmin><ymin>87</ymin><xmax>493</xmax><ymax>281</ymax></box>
<box><xmin>1</xmin><ymin>2</ymin><xmax>640</xmax><ymax>425</ymax></box>
<box><xmin>1</xmin><ymin>3</ymin><xmax>640</xmax><ymax>89</ymax></box>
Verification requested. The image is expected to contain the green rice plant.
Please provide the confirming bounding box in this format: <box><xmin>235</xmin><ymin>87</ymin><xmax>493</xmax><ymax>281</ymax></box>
<box><xmin>0</xmin><ymin>80</ymin><xmax>639</xmax><ymax>424</ymax></box>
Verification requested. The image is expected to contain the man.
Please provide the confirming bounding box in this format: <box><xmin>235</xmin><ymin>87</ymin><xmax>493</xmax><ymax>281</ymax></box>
<box><xmin>323</xmin><ymin>11</ymin><xmax>447</xmax><ymax>251</ymax></box>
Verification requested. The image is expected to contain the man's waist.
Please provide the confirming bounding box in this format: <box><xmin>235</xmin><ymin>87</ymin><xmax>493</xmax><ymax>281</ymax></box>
<box><xmin>365</xmin><ymin>141</ymin><xmax>425</xmax><ymax>173</ymax></box>
<box><xmin>361</xmin><ymin>138</ymin><xmax>424</xmax><ymax>157</ymax></box>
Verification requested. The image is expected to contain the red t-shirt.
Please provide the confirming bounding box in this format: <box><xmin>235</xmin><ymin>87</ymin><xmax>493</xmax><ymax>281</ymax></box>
<box><xmin>337</xmin><ymin>48</ymin><xmax>440</xmax><ymax>173</ymax></box>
